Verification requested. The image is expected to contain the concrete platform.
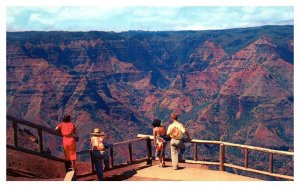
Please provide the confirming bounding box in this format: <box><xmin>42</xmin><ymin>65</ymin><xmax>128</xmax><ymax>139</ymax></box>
<box><xmin>125</xmin><ymin>161</ymin><xmax>261</xmax><ymax>181</ymax></box>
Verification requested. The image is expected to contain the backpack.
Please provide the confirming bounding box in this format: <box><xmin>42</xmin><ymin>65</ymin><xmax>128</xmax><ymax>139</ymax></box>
<box><xmin>170</xmin><ymin>126</ymin><xmax>182</xmax><ymax>139</ymax></box>
<box><xmin>91</xmin><ymin>136</ymin><xmax>106</xmax><ymax>151</ymax></box>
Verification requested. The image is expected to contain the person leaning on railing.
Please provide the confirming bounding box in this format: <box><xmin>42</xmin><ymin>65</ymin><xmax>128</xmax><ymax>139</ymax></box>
<box><xmin>167</xmin><ymin>113</ymin><xmax>191</xmax><ymax>170</ymax></box>
<box><xmin>90</xmin><ymin>128</ymin><xmax>110</xmax><ymax>181</ymax></box>
<box><xmin>55</xmin><ymin>114</ymin><xmax>78</xmax><ymax>172</ymax></box>
<box><xmin>152</xmin><ymin>118</ymin><xmax>170</xmax><ymax>167</ymax></box>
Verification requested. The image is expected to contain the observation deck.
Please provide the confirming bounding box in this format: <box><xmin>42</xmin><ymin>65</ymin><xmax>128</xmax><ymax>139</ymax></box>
<box><xmin>6</xmin><ymin>115</ymin><xmax>293</xmax><ymax>181</ymax></box>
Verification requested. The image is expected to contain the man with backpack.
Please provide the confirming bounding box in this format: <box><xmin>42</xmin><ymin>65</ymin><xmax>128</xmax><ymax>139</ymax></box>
<box><xmin>167</xmin><ymin>113</ymin><xmax>192</xmax><ymax>170</ymax></box>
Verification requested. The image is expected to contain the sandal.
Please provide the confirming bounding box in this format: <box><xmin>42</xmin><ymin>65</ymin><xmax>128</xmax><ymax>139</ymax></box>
<box><xmin>159</xmin><ymin>162</ymin><xmax>166</xmax><ymax>167</ymax></box>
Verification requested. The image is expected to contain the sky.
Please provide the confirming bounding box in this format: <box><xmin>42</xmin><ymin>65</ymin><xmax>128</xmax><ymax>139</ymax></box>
<box><xmin>6</xmin><ymin>6</ymin><xmax>294</xmax><ymax>32</ymax></box>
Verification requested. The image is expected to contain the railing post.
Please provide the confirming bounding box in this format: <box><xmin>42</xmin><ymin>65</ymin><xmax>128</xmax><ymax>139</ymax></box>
<box><xmin>269</xmin><ymin>153</ymin><xmax>273</xmax><ymax>173</ymax></box>
<box><xmin>13</xmin><ymin>122</ymin><xmax>18</xmax><ymax>148</ymax></box>
<box><xmin>146</xmin><ymin>138</ymin><xmax>152</xmax><ymax>165</ymax></box>
<box><xmin>110</xmin><ymin>147</ymin><xmax>114</xmax><ymax>168</ymax></box>
<box><xmin>219</xmin><ymin>142</ymin><xmax>225</xmax><ymax>171</ymax></box>
<box><xmin>194</xmin><ymin>143</ymin><xmax>198</xmax><ymax>161</ymax></box>
<box><xmin>38</xmin><ymin>129</ymin><xmax>43</xmax><ymax>154</ymax></box>
<box><xmin>128</xmin><ymin>143</ymin><xmax>133</xmax><ymax>163</ymax></box>
<box><xmin>244</xmin><ymin>148</ymin><xmax>248</xmax><ymax>168</ymax></box>
<box><xmin>90</xmin><ymin>150</ymin><xmax>95</xmax><ymax>173</ymax></box>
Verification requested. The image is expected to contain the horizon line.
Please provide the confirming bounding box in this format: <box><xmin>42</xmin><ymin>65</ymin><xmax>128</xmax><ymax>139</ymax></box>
<box><xmin>6</xmin><ymin>24</ymin><xmax>294</xmax><ymax>33</ymax></box>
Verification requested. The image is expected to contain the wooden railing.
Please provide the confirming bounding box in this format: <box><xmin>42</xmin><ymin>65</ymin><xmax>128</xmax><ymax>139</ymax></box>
<box><xmin>137</xmin><ymin>134</ymin><xmax>294</xmax><ymax>180</ymax></box>
<box><xmin>77</xmin><ymin>136</ymin><xmax>152</xmax><ymax>173</ymax></box>
<box><xmin>6</xmin><ymin>115</ymin><xmax>293</xmax><ymax>181</ymax></box>
<box><xmin>7</xmin><ymin>115</ymin><xmax>66</xmax><ymax>162</ymax></box>
<box><xmin>6</xmin><ymin>115</ymin><xmax>152</xmax><ymax>179</ymax></box>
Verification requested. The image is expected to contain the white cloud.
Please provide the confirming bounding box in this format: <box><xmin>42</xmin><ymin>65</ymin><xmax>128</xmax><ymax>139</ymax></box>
<box><xmin>6</xmin><ymin>7</ymin><xmax>23</xmax><ymax>25</ymax></box>
<box><xmin>6</xmin><ymin>15</ymin><xmax>15</xmax><ymax>26</ymax></box>
<box><xmin>175</xmin><ymin>24</ymin><xmax>224</xmax><ymax>31</ymax></box>
<box><xmin>29</xmin><ymin>13</ymin><xmax>55</xmax><ymax>25</ymax></box>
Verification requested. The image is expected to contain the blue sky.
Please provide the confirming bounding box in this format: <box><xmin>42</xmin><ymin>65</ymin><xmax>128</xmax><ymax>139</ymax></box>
<box><xmin>6</xmin><ymin>6</ymin><xmax>293</xmax><ymax>32</ymax></box>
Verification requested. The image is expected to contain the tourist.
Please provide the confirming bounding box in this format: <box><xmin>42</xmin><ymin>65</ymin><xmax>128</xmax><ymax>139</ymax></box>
<box><xmin>90</xmin><ymin>128</ymin><xmax>110</xmax><ymax>181</ymax></box>
<box><xmin>152</xmin><ymin>119</ymin><xmax>169</xmax><ymax>167</ymax></box>
<box><xmin>55</xmin><ymin>114</ymin><xmax>78</xmax><ymax>171</ymax></box>
<box><xmin>167</xmin><ymin>113</ymin><xmax>191</xmax><ymax>170</ymax></box>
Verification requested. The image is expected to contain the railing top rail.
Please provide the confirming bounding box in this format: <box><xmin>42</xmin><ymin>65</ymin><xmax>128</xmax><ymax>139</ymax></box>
<box><xmin>222</xmin><ymin>142</ymin><xmax>294</xmax><ymax>156</ymax></box>
<box><xmin>137</xmin><ymin>134</ymin><xmax>294</xmax><ymax>156</ymax></box>
<box><xmin>77</xmin><ymin>136</ymin><xmax>150</xmax><ymax>155</ymax></box>
<box><xmin>113</xmin><ymin>136</ymin><xmax>150</xmax><ymax>146</ymax></box>
<box><xmin>7</xmin><ymin>115</ymin><xmax>61</xmax><ymax>137</ymax></box>
<box><xmin>192</xmin><ymin>139</ymin><xmax>222</xmax><ymax>144</ymax></box>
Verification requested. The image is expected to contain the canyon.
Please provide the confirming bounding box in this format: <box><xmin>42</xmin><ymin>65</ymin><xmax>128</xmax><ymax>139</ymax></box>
<box><xmin>6</xmin><ymin>25</ymin><xmax>293</xmax><ymax>179</ymax></box>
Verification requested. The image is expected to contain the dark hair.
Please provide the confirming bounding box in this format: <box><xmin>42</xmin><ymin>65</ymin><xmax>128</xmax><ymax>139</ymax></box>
<box><xmin>171</xmin><ymin>113</ymin><xmax>178</xmax><ymax>120</ymax></box>
<box><xmin>152</xmin><ymin>119</ymin><xmax>161</xmax><ymax>127</ymax></box>
<box><xmin>62</xmin><ymin>114</ymin><xmax>71</xmax><ymax>123</ymax></box>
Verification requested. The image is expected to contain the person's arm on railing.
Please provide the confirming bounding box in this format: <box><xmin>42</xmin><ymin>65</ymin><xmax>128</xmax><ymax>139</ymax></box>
<box><xmin>72</xmin><ymin>124</ymin><xmax>79</xmax><ymax>142</ymax></box>
<box><xmin>55</xmin><ymin>123</ymin><xmax>62</xmax><ymax>135</ymax></box>
<box><xmin>185</xmin><ymin>130</ymin><xmax>192</xmax><ymax>142</ymax></box>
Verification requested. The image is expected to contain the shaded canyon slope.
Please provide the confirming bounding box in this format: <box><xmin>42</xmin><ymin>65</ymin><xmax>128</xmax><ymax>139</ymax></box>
<box><xmin>7</xmin><ymin>25</ymin><xmax>293</xmax><ymax>162</ymax></box>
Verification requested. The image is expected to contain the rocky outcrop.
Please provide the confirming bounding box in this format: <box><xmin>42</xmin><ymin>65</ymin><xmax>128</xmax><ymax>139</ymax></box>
<box><xmin>189</xmin><ymin>41</ymin><xmax>228</xmax><ymax>67</ymax></box>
